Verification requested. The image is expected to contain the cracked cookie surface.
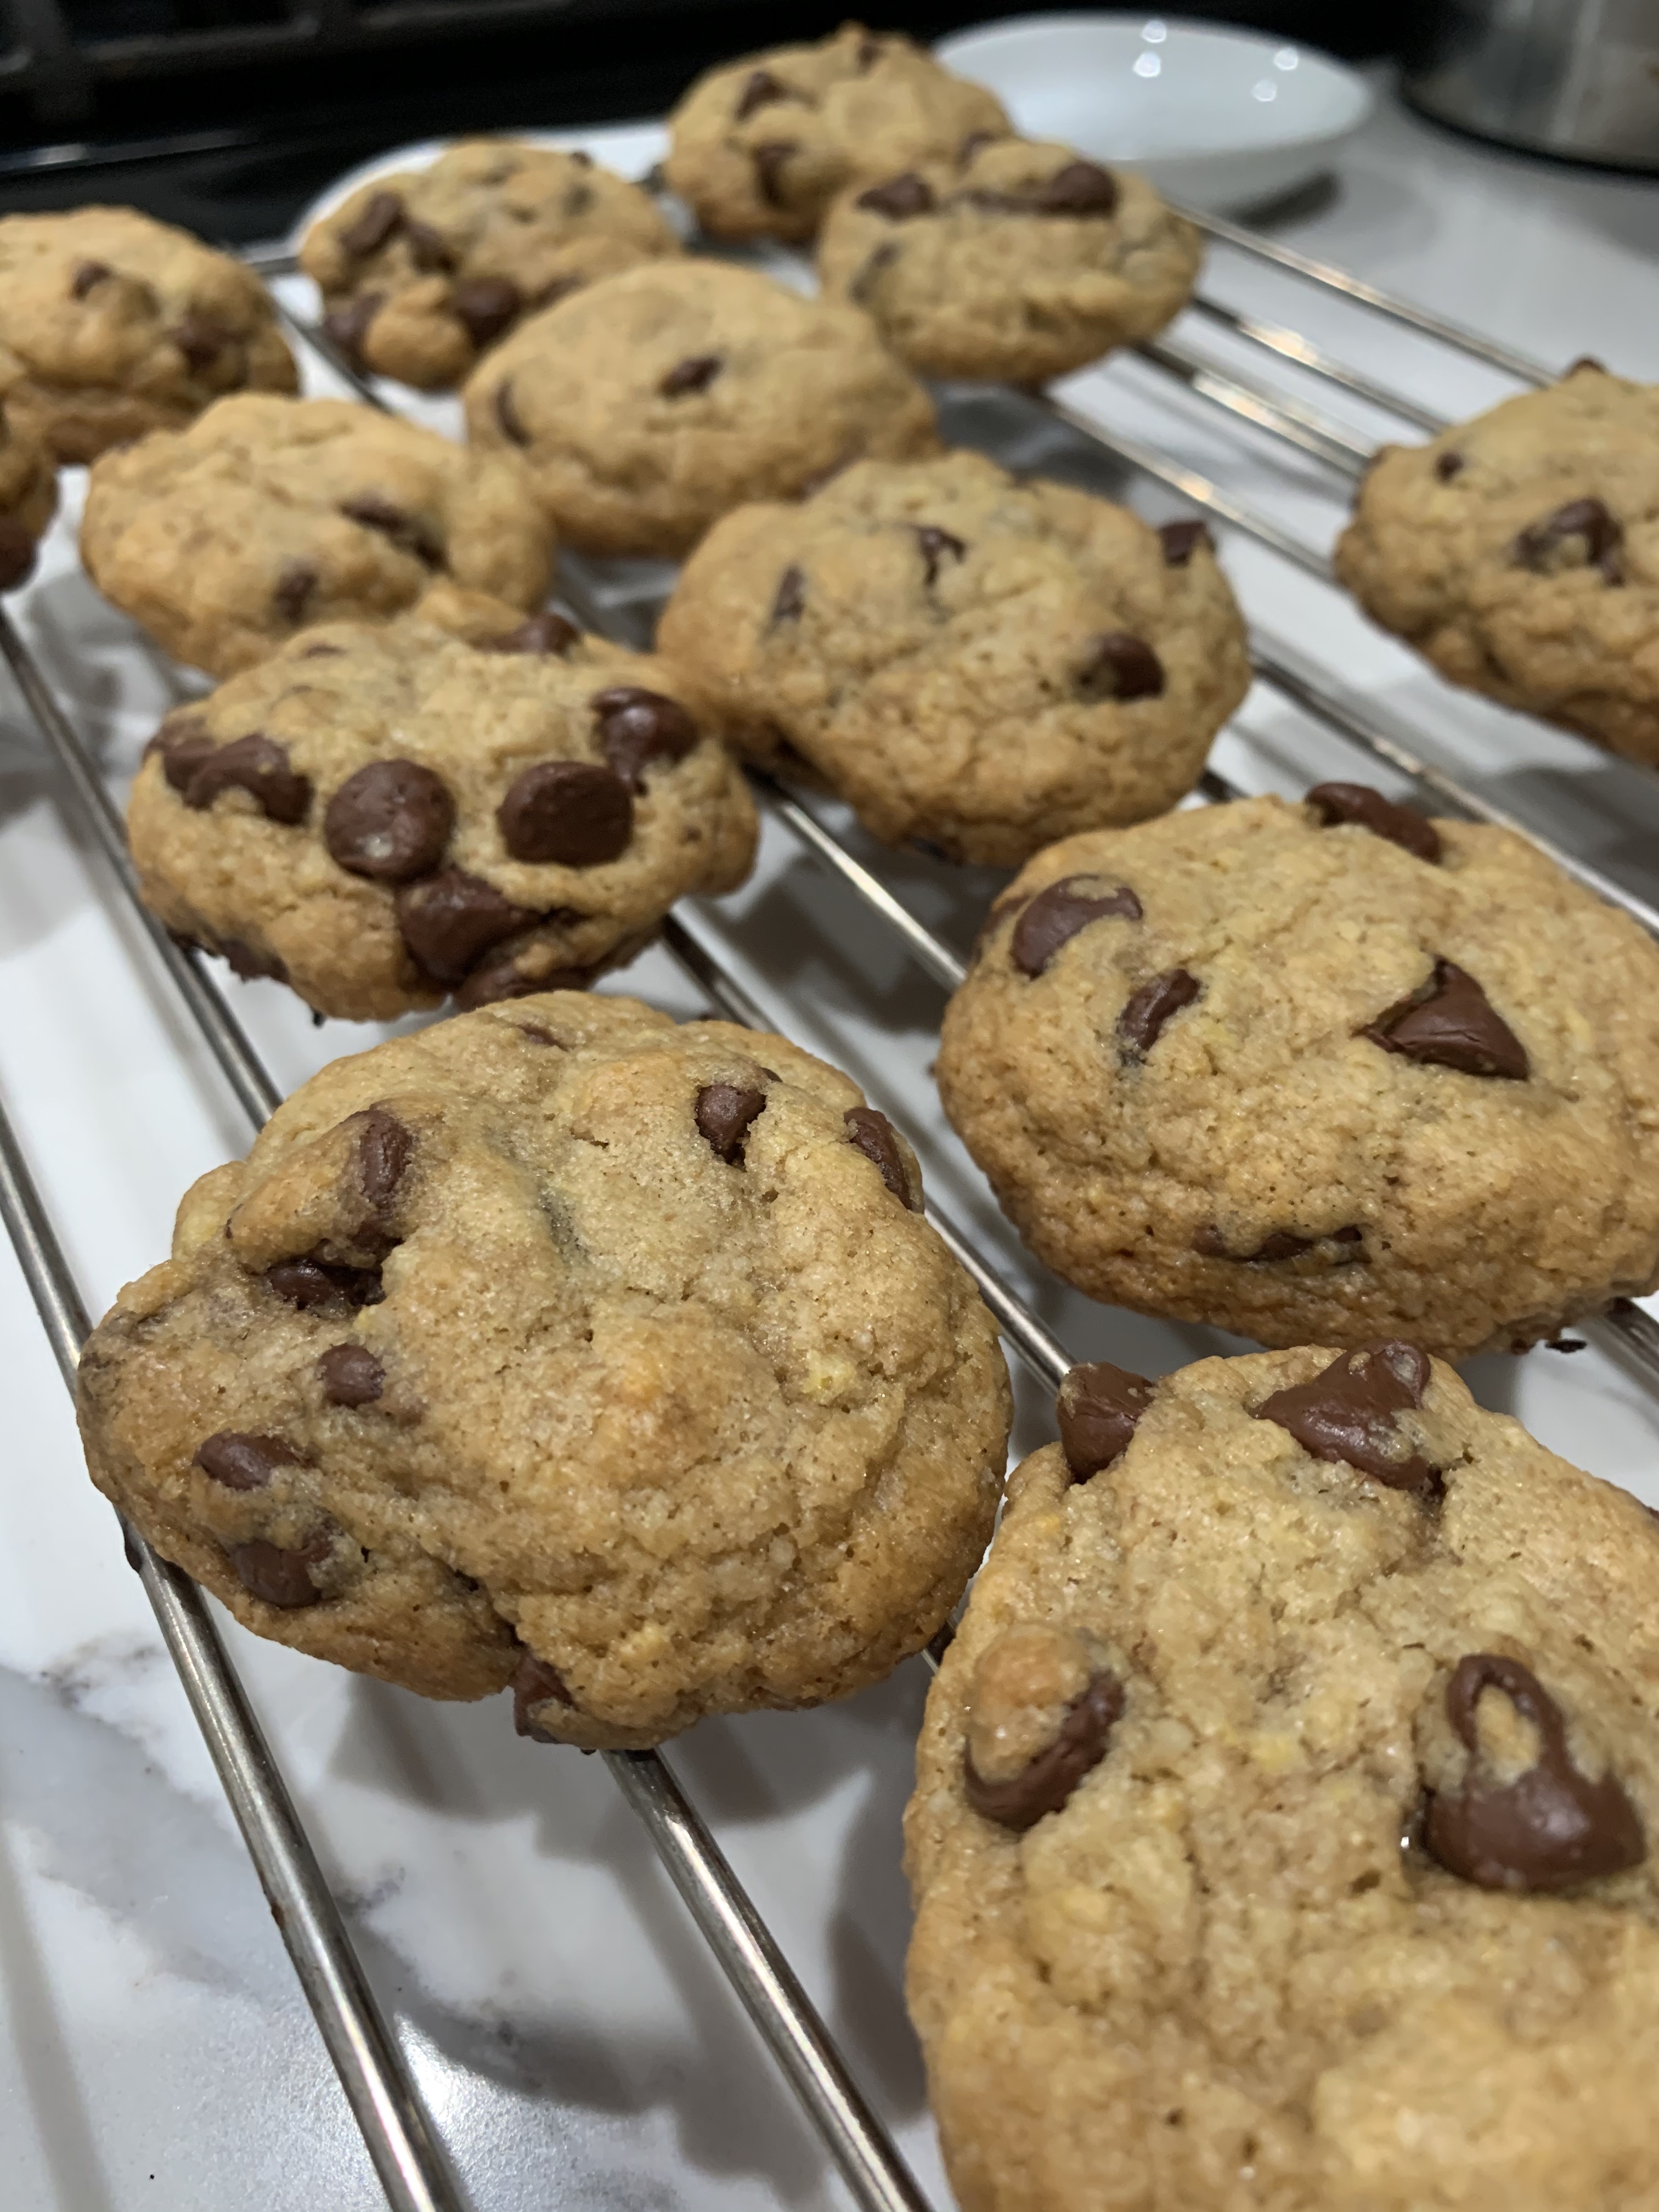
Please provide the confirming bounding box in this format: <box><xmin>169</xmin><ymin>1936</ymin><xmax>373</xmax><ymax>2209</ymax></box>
<box><xmin>81</xmin><ymin>392</ymin><xmax>555</xmax><ymax>676</ymax></box>
<box><xmin>300</xmin><ymin>139</ymin><xmax>681</xmax><ymax>392</ymax></box>
<box><xmin>0</xmin><ymin>206</ymin><xmax>297</xmax><ymax>464</ymax></box>
<box><xmin>128</xmin><ymin>614</ymin><xmax>757</xmax><ymax>1020</ymax></box>
<box><xmin>936</xmin><ymin>792</ymin><xmax>1659</xmax><ymax>1352</ymax></box>
<box><xmin>657</xmin><ymin>448</ymin><xmax>1248</xmax><ymax>864</ymax></box>
<box><xmin>908</xmin><ymin>1345</ymin><xmax>1659</xmax><ymax>2212</ymax></box>
<box><xmin>1335</xmin><ymin>365</ymin><xmax>1659</xmax><ymax>763</ymax></box>
<box><xmin>76</xmin><ymin>993</ymin><xmax>1011</xmax><ymax>1746</ymax></box>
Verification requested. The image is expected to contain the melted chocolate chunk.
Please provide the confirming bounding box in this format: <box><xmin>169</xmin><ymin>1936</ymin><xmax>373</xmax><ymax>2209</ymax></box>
<box><xmin>1364</xmin><ymin>959</ymin><xmax>1528</xmax><ymax>1080</ymax></box>
<box><xmin>404</xmin><ymin>219</ymin><xmax>456</xmax><ymax>273</ymax></box>
<box><xmin>228</xmin><ymin>1536</ymin><xmax>330</xmax><ymax>1609</ymax></box>
<box><xmin>395</xmin><ymin>868</ymin><xmax>539</xmax><ymax>984</ymax></box>
<box><xmin>0</xmin><ymin>515</ymin><xmax>36</xmax><ymax>593</ymax></box>
<box><xmin>659</xmin><ymin>352</ymin><xmax>723</xmax><ymax>397</ymax></box>
<box><xmin>735</xmin><ymin>65</ymin><xmax>792</xmax><ymax>119</ymax></box>
<box><xmin>856</xmin><ymin>172</ymin><xmax>936</xmax><ymax>221</ymax></box>
<box><xmin>1031</xmin><ymin>159</ymin><xmax>1119</xmax><ymax>216</ymax></box>
<box><xmin>274</xmin><ymin>560</ymin><xmax>319</xmax><ymax>628</ymax></box>
<box><xmin>452</xmin><ymin>951</ymin><xmax>590</xmax><ymax>1010</ymax></box>
<box><xmin>590</xmin><ymin>685</ymin><xmax>698</xmax><ymax>788</ymax></box>
<box><xmin>844</xmin><ymin>1106</ymin><xmax>916</xmax><ymax>1208</ymax></box>
<box><xmin>1513</xmin><ymin>495</ymin><xmax>1624</xmax><ymax>585</ymax></box>
<box><xmin>1117</xmin><ymin>968</ymin><xmax>1199</xmax><ymax>1055</ymax></box>
<box><xmin>483</xmin><ymin>611</ymin><xmax>580</xmax><ymax>657</ymax></box>
<box><xmin>338</xmin><ymin>190</ymin><xmax>404</xmax><ymax>258</ymax></box>
<box><xmin>321</xmin><ymin>294</ymin><xmax>382</xmax><ymax>374</ymax></box>
<box><xmin>1308</xmin><ymin>781</ymin><xmax>1442</xmax><ymax>864</ymax></box>
<box><xmin>1157</xmin><ymin>518</ymin><xmax>1211</xmax><ymax>566</ymax></box>
<box><xmin>850</xmin><ymin>241</ymin><xmax>900</xmax><ymax>302</ymax></box>
<box><xmin>71</xmin><ymin>259</ymin><xmax>111</xmax><ymax>298</ymax></box>
<box><xmin>1253</xmin><ymin>1341</ymin><xmax>1438</xmax><ymax>1493</ymax></box>
<box><xmin>696</xmin><ymin>1082</ymin><xmax>766</xmax><ymax>1164</ymax></box>
<box><xmin>338</xmin><ymin>493</ymin><xmax>443</xmax><ymax>570</ymax></box>
<box><xmin>1434</xmin><ymin>450</ymin><xmax>1464</xmax><ymax>482</ymax></box>
<box><xmin>1058</xmin><ymin>1362</ymin><xmax>1155</xmax><ymax>1480</ymax></box>
<box><xmin>349</xmin><ymin>1104</ymin><xmax>413</xmax><ymax>1216</ymax></box>
<box><xmin>1078</xmin><ymin>632</ymin><xmax>1165</xmax><ymax>702</ymax></box>
<box><xmin>324</xmin><ymin>759</ymin><xmax>453</xmax><ymax>882</ymax></box>
<box><xmin>1425</xmin><ymin>1654</ymin><xmax>1645</xmax><ymax>1892</ymax></box>
<box><xmin>194</xmin><ymin>1431</ymin><xmax>300</xmax><ymax>1492</ymax></box>
<box><xmin>771</xmin><ymin>564</ymin><xmax>806</xmax><ymax>624</ymax></box>
<box><xmin>172</xmin><ymin>313</ymin><xmax>233</xmax><ymax>371</ymax></box>
<box><xmin>494</xmin><ymin>379</ymin><xmax>529</xmax><ymax>446</ymax></box>
<box><xmin>498</xmin><ymin>760</ymin><xmax>633</xmax><ymax>865</ymax></box>
<box><xmin>183</xmin><ymin>733</ymin><xmax>312</xmax><ymax>825</ymax></box>
<box><xmin>752</xmin><ymin>142</ymin><xmax>796</xmax><ymax>206</ymax></box>
<box><xmin>150</xmin><ymin>715</ymin><xmax>215</xmax><ymax>793</ymax></box>
<box><xmin>1012</xmin><ymin>877</ymin><xmax>1142</xmax><ymax>978</ymax></box>
<box><xmin>318</xmin><ymin>1344</ymin><xmax>385</xmax><ymax>1407</ymax></box>
<box><xmin>220</xmin><ymin>938</ymin><xmax>288</xmax><ymax>983</ymax></box>
<box><xmin>266</xmin><ymin>1255</ymin><xmax>383</xmax><ymax>1309</ymax></box>
<box><xmin>512</xmin><ymin>1651</ymin><xmax>575</xmax><ymax>1740</ymax></box>
<box><xmin>451</xmin><ymin>274</ymin><xmax>521</xmax><ymax>349</ymax></box>
<box><xmin>964</xmin><ymin>1671</ymin><xmax>1124</xmax><ymax>1831</ymax></box>
<box><xmin>913</xmin><ymin>523</ymin><xmax>967</xmax><ymax>586</ymax></box>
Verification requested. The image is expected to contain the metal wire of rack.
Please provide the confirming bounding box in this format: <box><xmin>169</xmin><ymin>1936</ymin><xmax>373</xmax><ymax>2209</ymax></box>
<box><xmin>0</xmin><ymin>175</ymin><xmax>1653</xmax><ymax>2212</ymax></box>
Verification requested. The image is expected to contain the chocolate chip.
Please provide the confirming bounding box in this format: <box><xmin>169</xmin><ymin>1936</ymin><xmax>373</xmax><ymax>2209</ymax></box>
<box><xmin>318</xmin><ymin>1344</ymin><xmax>385</xmax><ymax>1407</ymax></box>
<box><xmin>844</xmin><ymin>1106</ymin><xmax>916</xmax><ymax>1208</ymax></box>
<box><xmin>913</xmin><ymin>523</ymin><xmax>966</xmax><ymax>586</ymax></box>
<box><xmin>1254</xmin><ymin>1341</ymin><xmax>1439</xmax><ymax>1492</ymax></box>
<box><xmin>184</xmin><ymin>733</ymin><xmax>312</xmax><ymax>825</ymax></box>
<box><xmin>964</xmin><ymin>1671</ymin><xmax>1124</xmax><ymax>1831</ymax></box>
<box><xmin>512</xmin><ymin>1650</ymin><xmax>575</xmax><ymax>1740</ymax></box>
<box><xmin>172</xmin><ymin>313</ymin><xmax>233</xmax><ymax>371</ymax></box>
<box><xmin>71</xmin><ymin>259</ymin><xmax>111</xmax><ymax>298</ymax></box>
<box><xmin>696</xmin><ymin>1082</ymin><xmax>766</xmax><ymax>1163</ymax></box>
<box><xmin>752</xmin><ymin>142</ymin><xmax>795</xmax><ymax>206</ymax></box>
<box><xmin>452</xmin><ymin>274</ymin><xmax>521</xmax><ymax>349</ymax></box>
<box><xmin>349</xmin><ymin>1104</ymin><xmax>413</xmax><ymax>1215</ymax></box>
<box><xmin>1117</xmin><ymin>968</ymin><xmax>1200</xmax><ymax>1054</ymax></box>
<box><xmin>452</xmin><ymin>951</ymin><xmax>590</xmax><ymax>1011</ymax></box>
<box><xmin>1513</xmin><ymin>495</ymin><xmax>1624</xmax><ymax>584</ymax></box>
<box><xmin>395</xmin><ymin>870</ymin><xmax>539</xmax><ymax>984</ymax></box>
<box><xmin>1011</xmin><ymin>877</ymin><xmax>1142</xmax><ymax>978</ymax></box>
<box><xmin>338</xmin><ymin>493</ymin><xmax>443</xmax><ymax>570</ymax></box>
<box><xmin>228</xmin><ymin>1536</ymin><xmax>330</xmax><ymax>1609</ymax></box>
<box><xmin>149</xmin><ymin>715</ymin><xmax>214</xmax><ymax>793</ymax></box>
<box><xmin>1030</xmin><ymin>159</ymin><xmax>1119</xmax><ymax>216</ymax></box>
<box><xmin>221</xmin><ymin>938</ymin><xmax>288</xmax><ymax>983</ymax></box>
<box><xmin>1425</xmin><ymin>1654</ymin><xmax>1645</xmax><ymax>1892</ymax></box>
<box><xmin>1078</xmin><ymin>633</ymin><xmax>1165</xmax><ymax>702</ymax></box>
<box><xmin>498</xmin><ymin>760</ymin><xmax>632</xmax><ymax>865</ymax></box>
<box><xmin>1364</xmin><ymin>959</ymin><xmax>1528</xmax><ymax>1080</ymax></box>
<box><xmin>0</xmin><ymin>514</ymin><xmax>35</xmax><ymax>593</ymax></box>
<box><xmin>590</xmin><ymin>685</ymin><xmax>699</xmax><ymax>788</ymax></box>
<box><xmin>736</xmin><ymin>66</ymin><xmax>792</xmax><ymax>119</ymax></box>
<box><xmin>659</xmin><ymin>352</ymin><xmax>723</xmax><ymax>397</ymax></box>
<box><xmin>1308</xmin><ymin>781</ymin><xmax>1442</xmax><ymax>864</ymax></box>
<box><xmin>324</xmin><ymin>760</ymin><xmax>454</xmax><ymax>881</ymax></box>
<box><xmin>1434</xmin><ymin>450</ymin><xmax>1464</xmax><ymax>482</ymax></box>
<box><xmin>563</xmin><ymin>183</ymin><xmax>594</xmax><ymax>218</ymax></box>
<box><xmin>266</xmin><ymin>1256</ymin><xmax>383</xmax><ymax>1309</ymax></box>
<box><xmin>850</xmin><ymin>241</ymin><xmax>900</xmax><ymax>302</ymax></box>
<box><xmin>404</xmin><ymin>218</ymin><xmax>456</xmax><ymax>273</ymax></box>
<box><xmin>856</xmin><ymin>172</ymin><xmax>935</xmax><ymax>220</ymax></box>
<box><xmin>482</xmin><ymin>611</ymin><xmax>580</xmax><ymax>657</ymax></box>
<box><xmin>321</xmin><ymin>293</ymin><xmax>382</xmax><ymax>374</ymax></box>
<box><xmin>339</xmin><ymin>190</ymin><xmax>403</xmax><ymax>258</ymax></box>
<box><xmin>274</xmin><ymin>560</ymin><xmax>319</xmax><ymax>628</ymax></box>
<box><xmin>194</xmin><ymin>1431</ymin><xmax>300</xmax><ymax>1492</ymax></box>
<box><xmin>1249</xmin><ymin>1231</ymin><xmax>1313</xmax><ymax>1262</ymax></box>
<box><xmin>489</xmin><ymin>378</ymin><xmax>532</xmax><ymax>448</ymax></box>
<box><xmin>771</xmin><ymin>565</ymin><xmax>806</xmax><ymax>623</ymax></box>
<box><xmin>1157</xmin><ymin>518</ymin><xmax>1211</xmax><ymax>566</ymax></box>
<box><xmin>1058</xmin><ymin>1362</ymin><xmax>1155</xmax><ymax>1479</ymax></box>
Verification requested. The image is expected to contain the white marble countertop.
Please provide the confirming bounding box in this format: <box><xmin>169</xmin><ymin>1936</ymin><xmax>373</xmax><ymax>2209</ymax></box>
<box><xmin>2</xmin><ymin>67</ymin><xmax>1657</xmax><ymax>2212</ymax></box>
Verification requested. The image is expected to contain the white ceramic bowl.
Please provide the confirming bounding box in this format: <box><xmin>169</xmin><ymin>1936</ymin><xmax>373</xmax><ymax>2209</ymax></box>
<box><xmin>934</xmin><ymin>13</ymin><xmax>1374</xmax><ymax>212</ymax></box>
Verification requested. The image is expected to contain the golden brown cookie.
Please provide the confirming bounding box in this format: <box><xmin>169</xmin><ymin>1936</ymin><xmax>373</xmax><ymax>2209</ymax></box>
<box><xmin>1335</xmin><ymin>364</ymin><xmax>1659</xmax><ymax>764</ymax></box>
<box><xmin>80</xmin><ymin>393</ymin><xmax>555</xmax><ymax>677</ymax></box>
<box><xmin>0</xmin><ymin>206</ymin><xmax>297</xmax><ymax>464</ymax></box>
<box><xmin>76</xmin><ymin>994</ymin><xmax>1012</xmax><ymax>1747</ymax></box>
<box><xmin>657</xmin><ymin>448</ymin><xmax>1248</xmax><ymax>864</ymax></box>
<box><xmin>909</xmin><ymin>1344</ymin><xmax>1659</xmax><ymax>2212</ymax></box>
<box><xmin>300</xmin><ymin>139</ymin><xmax>681</xmax><ymax>392</ymax></box>
<box><xmin>664</xmin><ymin>21</ymin><xmax>1009</xmax><ymax>245</ymax></box>
<box><xmin>936</xmin><ymin>789</ymin><xmax>1659</xmax><ymax>1354</ymax></box>
<box><xmin>0</xmin><ymin>402</ymin><xmax>57</xmax><ymax>591</ymax></box>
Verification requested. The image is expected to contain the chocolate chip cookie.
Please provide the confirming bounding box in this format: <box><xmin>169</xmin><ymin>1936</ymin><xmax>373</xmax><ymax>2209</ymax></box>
<box><xmin>818</xmin><ymin>136</ymin><xmax>1201</xmax><ymax>382</ymax></box>
<box><xmin>462</xmin><ymin>257</ymin><xmax>939</xmax><ymax>557</ymax></box>
<box><xmin>664</xmin><ymin>21</ymin><xmax>1009</xmax><ymax>246</ymax></box>
<box><xmin>80</xmin><ymin>393</ymin><xmax>555</xmax><ymax>678</ymax></box>
<box><xmin>908</xmin><ymin>1344</ymin><xmax>1659</xmax><ymax>2212</ymax></box>
<box><xmin>1336</xmin><ymin>363</ymin><xmax>1659</xmax><ymax>765</ymax></box>
<box><xmin>0</xmin><ymin>206</ymin><xmax>297</xmax><ymax>466</ymax></box>
<box><xmin>657</xmin><ymin>449</ymin><xmax>1249</xmax><ymax>864</ymax></box>
<box><xmin>76</xmin><ymin>992</ymin><xmax>1011</xmax><ymax>1746</ymax></box>
<box><xmin>300</xmin><ymin>139</ymin><xmax>681</xmax><ymax>392</ymax></box>
<box><xmin>128</xmin><ymin>614</ymin><xmax>758</xmax><ymax>1020</ymax></box>
<box><xmin>937</xmin><ymin>789</ymin><xmax>1659</xmax><ymax>1354</ymax></box>
<box><xmin>0</xmin><ymin>402</ymin><xmax>57</xmax><ymax>592</ymax></box>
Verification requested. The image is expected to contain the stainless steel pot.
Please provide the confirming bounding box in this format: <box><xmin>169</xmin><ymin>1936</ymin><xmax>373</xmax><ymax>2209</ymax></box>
<box><xmin>1405</xmin><ymin>0</ymin><xmax>1659</xmax><ymax>172</ymax></box>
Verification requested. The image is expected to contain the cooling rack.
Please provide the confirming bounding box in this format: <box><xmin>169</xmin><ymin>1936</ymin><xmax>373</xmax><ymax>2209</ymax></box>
<box><xmin>4</xmin><ymin>126</ymin><xmax>1659</xmax><ymax>2212</ymax></box>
